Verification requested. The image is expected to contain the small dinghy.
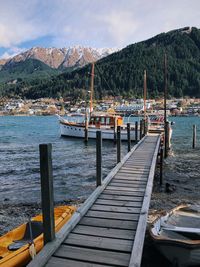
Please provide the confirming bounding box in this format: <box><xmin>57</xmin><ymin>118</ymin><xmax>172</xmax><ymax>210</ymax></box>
<box><xmin>0</xmin><ymin>205</ymin><xmax>76</xmax><ymax>267</ymax></box>
<box><xmin>149</xmin><ymin>205</ymin><xmax>200</xmax><ymax>267</ymax></box>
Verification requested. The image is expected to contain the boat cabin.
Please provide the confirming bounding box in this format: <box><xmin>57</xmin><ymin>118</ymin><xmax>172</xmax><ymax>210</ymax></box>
<box><xmin>89</xmin><ymin>115</ymin><xmax>123</xmax><ymax>127</ymax></box>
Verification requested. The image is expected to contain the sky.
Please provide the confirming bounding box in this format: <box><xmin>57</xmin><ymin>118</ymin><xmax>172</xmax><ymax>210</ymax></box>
<box><xmin>0</xmin><ymin>0</ymin><xmax>200</xmax><ymax>59</ymax></box>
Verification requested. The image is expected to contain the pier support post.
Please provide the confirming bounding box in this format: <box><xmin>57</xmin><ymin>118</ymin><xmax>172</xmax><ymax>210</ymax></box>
<box><xmin>84</xmin><ymin>117</ymin><xmax>88</xmax><ymax>143</ymax></box>
<box><xmin>117</xmin><ymin>126</ymin><xmax>121</xmax><ymax>163</ymax></box>
<box><xmin>139</xmin><ymin>120</ymin><xmax>143</xmax><ymax>140</ymax></box>
<box><xmin>144</xmin><ymin>119</ymin><xmax>148</xmax><ymax>135</ymax></box>
<box><xmin>39</xmin><ymin>144</ymin><xmax>55</xmax><ymax>245</ymax></box>
<box><xmin>127</xmin><ymin>123</ymin><xmax>131</xmax><ymax>152</ymax></box>
<box><xmin>96</xmin><ymin>131</ymin><xmax>102</xmax><ymax>186</ymax></box>
<box><xmin>135</xmin><ymin>121</ymin><xmax>138</xmax><ymax>142</ymax></box>
<box><xmin>193</xmin><ymin>125</ymin><xmax>196</xmax><ymax>149</ymax></box>
<box><xmin>160</xmin><ymin>146</ymin><xmax>163</xmax><ymax>186</ymax></box>
<box><xmin>164</xmin><ymin>121</ymin><xmax>170</xmax><ymax>158</ymax></box>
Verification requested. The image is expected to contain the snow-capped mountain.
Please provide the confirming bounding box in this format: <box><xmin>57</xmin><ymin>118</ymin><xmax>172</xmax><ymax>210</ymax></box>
<box><xmin>2</xmin><ymin>46</ymin><xmax>118</xmax><ymax>69</ymax></box>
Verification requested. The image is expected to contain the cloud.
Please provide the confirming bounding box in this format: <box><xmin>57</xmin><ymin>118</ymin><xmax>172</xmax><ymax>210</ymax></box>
<box><xmin>0</xmin><ymin>47</ymin><xmax>26</xmax><ymax>59</ymax></box>
<box><xmin>0</xmin><ymin>0</ymin><xmax>200</xmax><ymax>58</ymax></box>
<box><xmin>95</xmin><ymin>11</ymin><xmax>139</xmax><ymax>46</ymax></box>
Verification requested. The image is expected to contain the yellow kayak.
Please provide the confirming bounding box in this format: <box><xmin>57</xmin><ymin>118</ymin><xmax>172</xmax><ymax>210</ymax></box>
<box><xmin>0</xmin><ymin>205</ymin><xmax>76</xmax><ymax>267</ymax></box>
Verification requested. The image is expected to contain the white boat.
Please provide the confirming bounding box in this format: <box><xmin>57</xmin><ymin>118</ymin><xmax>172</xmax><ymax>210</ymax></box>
<box><xmin>57</xmin><ymin>113</ymin><xmax>139</xmax><ymax>141</ymax></box>
<box><xmin>149</xmin><ymin>205</ymin><xmax>200</xmax><ymax>267</ymax></box>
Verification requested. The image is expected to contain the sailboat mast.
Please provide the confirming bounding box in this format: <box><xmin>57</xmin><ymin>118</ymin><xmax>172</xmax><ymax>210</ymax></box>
<box><xmin>143</xmin><ymin>70</ymin><xmax>147</xmax><ymax>121</ymax></box>
<box><xmin>90</xmin><ymin>62</ymin><xmax>95</xmax><ymax>114</ymax></box>
<box><xmin>164</xmin><ymin>54</ymin><xmax>167</xmax><ymax>125</ymax></box>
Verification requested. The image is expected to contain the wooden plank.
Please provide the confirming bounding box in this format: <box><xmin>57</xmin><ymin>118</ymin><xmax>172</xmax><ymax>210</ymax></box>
<box><xmin>114</xmin><ymin>173</ymin><xmax>148</xmax><ymax>180</ymax></box>
<box><xmin>121</xmin><ymin>166</ymin><xmax>150</xmax><ymax>170</ymax></box>
<box><xmin>106</xmin><ymin>186</ymin><xmax>145</xmax><ymax>192</ymax></box>
<box><xmin>95</xmin><ymin>199</ymin><xmax>142</xmax><ymax>207</ymax></box>
<box><xmin>104</xmin><ymin>189</ymin><xmax>144</xmax><ymax>197</ymax></box>
<box><xmin>112</xmin><ymin>179</ymin><xmax>147</xmax><ymax>184</ymax></box>
<box><xmin>114</xmin><ymin>175</ymin><xmax>148</xmax><ymax>181</ymax></box>
<box><xmin>109</xmin><ymin>182</ymin><xmax>146</xmax><ymax>189</ymax></box>
<box><xmin>64</xmin><ymin>233</ymin><xmax>133</xmax><ymax>252</ymax></box>
<box><xmin>85</xmin><ymin>210</ymin><xmax>139</xmax><ymax>221</ymax></box>
<box><xmin>91</xmin><ymin>204</ymin><xmax>141</xmax><ymax>213</ymax></box>
<box><xmin>73</xmin><ymin>225</ymin><xmax>135</xmax><ymax>240</ymax></box>
<box><xmin>99</xmin><ymin>194</ymin><xmax>143</xmax><ymax>202</ymax></box>
<box><xmin>79</xmin><ymin>217</ymin><xmax>137</xmax><ymax>230</ymax></box>
<box><xmin>129</xmin><ymin>135</ymin><xmax>160</xmax><ymax>267</ymax></box>
<box><xmin>46</xmin><ymin>256</ymin><xmax>109</xmax><ymax>267</ymax></box>
<box><xmin>54</xmin><ymin>245</ymin><xmax>130</xmax><ymax>266</ymax></box>
<box><xmin>118</xmin><ymin>171</ymin><xmax>149</xmax><ymax>174</ymax></box>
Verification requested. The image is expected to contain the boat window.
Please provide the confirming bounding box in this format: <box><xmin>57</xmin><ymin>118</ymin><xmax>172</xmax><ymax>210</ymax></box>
<box><xmin>95</xmin><ymin>117</ymin><xmax>100</xmax><ymax>122</ymax></box>
<box><xmin>106</xmin><ymin>118</ymin><xmax>110</xmax><ymax>125</ymax></box>
<box><xmin>101</xmin><ymin>117</ymin><xmax>105</xmax><ymax>124</ymax></box>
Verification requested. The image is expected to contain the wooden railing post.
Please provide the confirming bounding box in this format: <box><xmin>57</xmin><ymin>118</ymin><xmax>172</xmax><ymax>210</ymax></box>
<box><xmin>193</xmin><ymin>124</ymin><xmax>196</xmax><ymax>149</ymax></box>
<box><xmin>160</xmin><ymin>146</ymin><xmax>163</xmax><ymax>186</ymax></box>
<box><xmin>139</xmin><ymin>120</ymin><xmax>142</xmax><ymax>140</ymax></box>
<box><xmin>39</xmin><ymin>144</ymin><xmax>55</xmax><ymax>245</ymax></box>
<box><xmin>84</xmin><ymin>117</ymin><xmax>88</xmax><ymax>142</ymax></box>
<box><xmin>135</xmin><ymin>121</ymin><xmax>138</xmax><ymax>142</ymax></box>
<box><xmin>96</xmin><ymin>131</ymin><xmax>102</xmax><ymax>187</ymax></box>
<box><xmin>117</xmin><ymin>126</ymin><xmax>121</xmax><ymax>163</ymax></box>
<box><xmin>141</xmin><ymin>119</ymin><xmax>145</xmax><ymax>138</ymax></box>
<box><xmin>127</xmin><ymin>123</ymin><xmax>131</xmax><ymax>152</ymax></box>
<box><xmin>164</xmin><ymin>121</ymin><xmax>169</xmax><ymax>158</ymax></box>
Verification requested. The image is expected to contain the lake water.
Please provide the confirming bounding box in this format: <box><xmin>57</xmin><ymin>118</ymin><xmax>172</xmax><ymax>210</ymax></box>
<box><xmin>0</xmin><ymin>115</ymin><xmax>200</xmax><ymax>205</ymax></box>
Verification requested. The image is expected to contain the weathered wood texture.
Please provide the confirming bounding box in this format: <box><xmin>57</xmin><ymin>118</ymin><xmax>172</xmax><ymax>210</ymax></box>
<box><xmin>28</xmin><ymin>134</ymin><xmax>160</xmax><ymax>267</ymax></box>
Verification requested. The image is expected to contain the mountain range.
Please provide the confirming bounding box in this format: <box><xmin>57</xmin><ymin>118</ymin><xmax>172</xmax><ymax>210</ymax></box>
<box><xmin>1</xmin><ymin>26</ymin><xmax>200</xmax><ymax>99</ymax></box>
<box><xmin>0</xmin><ymin>46</ymin><xmax>117</xmax><ymax>70</ymax></box>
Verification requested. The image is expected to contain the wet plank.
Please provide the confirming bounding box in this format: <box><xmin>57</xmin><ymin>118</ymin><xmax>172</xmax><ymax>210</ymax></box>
<box><xmin>85</xmin><ymin>210</ymin><xmax>139</xmax><ymax>221</ymax></box>
<box><xmin>79</xmin><ymin>217</ymin><xmax>137</xmax><ymax>230</ymax></box>
<box><xmin>64</xmin><ymin>233</ymin><xmax>133</xmax><ymax>252</ymax></box>
<box><xmin>72</xmin><ymin>225</ymin><xmax>135</xmax><ymax>240</ymax></box>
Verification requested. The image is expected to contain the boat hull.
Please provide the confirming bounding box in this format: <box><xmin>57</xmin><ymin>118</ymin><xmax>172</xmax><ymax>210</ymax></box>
<box><xmin>0</xmin><ymin>206</ymin><xmax>76</xmax><ymax>267</ymax></box>
<box><xmin>60</xmin><ymin>122</ymin><xmax>139</xmax><ymax>141</ymax></box>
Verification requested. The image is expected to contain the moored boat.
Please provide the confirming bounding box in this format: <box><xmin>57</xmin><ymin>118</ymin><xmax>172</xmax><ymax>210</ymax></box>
<box><xmin>0</xmin><ymin>205</ymin><xmax>76</xmax><ymax>267</ymax></box>
<box><xmin>58</xmin><ymin>113</ymin><xmax>139</xmax><ymax>140</ymax></box>
<box><xmin>149</xmin><ymin>205</ymin><xmax>200</xmax><ymax>267</ymax></box>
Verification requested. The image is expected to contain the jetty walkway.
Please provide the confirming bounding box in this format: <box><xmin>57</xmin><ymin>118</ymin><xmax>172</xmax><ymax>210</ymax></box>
<box><xmin>28</xmin><ymin>134</ymin><xmax>161</xmax><ymax>267</ymax></box>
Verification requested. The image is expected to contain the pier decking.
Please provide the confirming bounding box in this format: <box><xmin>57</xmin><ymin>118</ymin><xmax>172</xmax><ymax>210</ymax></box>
<box><xmin>28</xmin><ymin>134</ymin><xmax>160</xmax><ymax>267</ymax></box>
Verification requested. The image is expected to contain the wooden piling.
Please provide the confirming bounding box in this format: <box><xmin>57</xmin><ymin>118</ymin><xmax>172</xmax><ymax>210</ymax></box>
<box><xmin>193</xmin><ymin>124</ymin><xmax>196</xmax><ymax>149</ymax></box>
<box><xmin>160</xmin><ymin>146</ymin><xmax>163</xmax><ymax>186</ymax></box>
<box><xmin>164</xmin><ymin>121</ymin><xmax>170</xmax><ymax>158</ymax></box>
<box><xmin>127</xmin><ymin>123</ymin><xmax>131</xmax><ymax>152</ymax></box>
<box><xmin>84</xmin><ymin>117</ymin><xmax>88</xmax><ymax>142</ymax></box>
<box><xmin>140</xmin><ymin>120</ymin><xmax>142</xmax><ymax>140</ymax></box>
<box><xmin>39</xmin><ymin>144</ymin><xmax>55</xmax><ymax>244</ymax></box>
<box><xmin>96</xmin><ymin>131</ymin><xmax>102</xmax><ymax>186</ymax></box>
<box><xmin>135</xmin><ymin>121</ymin><xmax>138</xmax><ymax>142</ymax></box>
<box><xmin>117</xmin><ymin>126</ymin><xmax>121</xmax><ymax>163</ymax></box>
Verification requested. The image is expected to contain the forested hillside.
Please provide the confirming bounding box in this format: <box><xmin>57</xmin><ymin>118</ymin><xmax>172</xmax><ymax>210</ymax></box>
<box><xmin>1</xmin><ymin>26</ymin><xmax>200</xmax><ymax>99</ymax></box>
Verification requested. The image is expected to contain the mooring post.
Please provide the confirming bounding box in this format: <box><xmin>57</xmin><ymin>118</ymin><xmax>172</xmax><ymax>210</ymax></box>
<box><xmin>39</xmin><ymin>144</ymin><xmax>55</xmax><ymax>245</ymax></box>
<box><xmin>144</xmin><ymin>118</ymin><xmax>148</xmax><ymax>135</ymax></box>
<box><xmin>192</xmin><ymin>125</ymin><xmax>196</xmax><ymax>149</ymax></box>
<box><xmin>139</xmin><ymin>120</ymin><xmax>143</xmax><ymax>140</ymax></box>
<box><xmin>96</xmin><ymin>131</ymin><xmax>102</xmax><ymax>186</ymax></box>
<box><xmin>127</xmin><ymin>123</ymin><xmax>131</xmax><ymax>152</ymax></box>
<box><xmin>113</xmin><ymin>117</ymin><xmax>117</xmax><ymax>144</ymax></box>
<box><xmin>84</xmin><ymin>117</ymin><xmax>88</xmax><ymax>143</ymax></box>
<box><xmin>117</xmin><ymin>126</ymin><xmax>121</xmax><ymax>163</ymax></box>
<box><xmin>142</xmin><ymin>119</ymin><xmax>145</xmax><ymax>137</ymax></box>
<box><xmin>160</xmin><ymin>146</ymin><xmax>163</xmax><ymax>186</ymax></box>
<box><xmin>135</xmin><ymin>121</ymin><xmax>138</xmax><ymax>142</ymax></box>
<box><xmin>164</xmin><ymin>121</ymin><xmax>169</xmax><ymax>158</ymax></box>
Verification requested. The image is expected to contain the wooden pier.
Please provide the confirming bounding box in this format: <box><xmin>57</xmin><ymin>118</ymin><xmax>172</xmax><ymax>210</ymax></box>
<box><xmin>28</xmin><ymin>134</ymin><xmax>161</xmax><ymax>267</ymax></box>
